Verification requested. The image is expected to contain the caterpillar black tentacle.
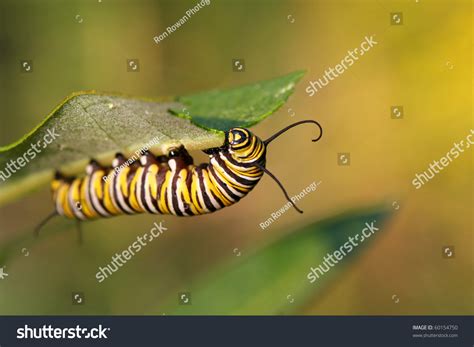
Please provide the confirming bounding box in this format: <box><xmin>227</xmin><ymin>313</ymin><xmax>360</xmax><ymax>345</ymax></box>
<box><xmin>41</xmin><ymin>120</ymin><xmax>322</xmax><ymax>228</ymax></box>
<box><xmin>255</xmin><ymin>163</ymin><xmax>303</xmax><ymax>214</ymax></box>
<box><xmin>34</xmin><ymin>211</ymin><xmax>58</xmax><ymax>237</ymax></box>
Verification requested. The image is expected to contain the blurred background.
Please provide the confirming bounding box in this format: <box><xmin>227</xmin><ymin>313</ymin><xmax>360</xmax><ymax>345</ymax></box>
<box><xmin>0</xmin><ymin>0</ymin><xmax>472</xmax><ymax>315</ymax></box>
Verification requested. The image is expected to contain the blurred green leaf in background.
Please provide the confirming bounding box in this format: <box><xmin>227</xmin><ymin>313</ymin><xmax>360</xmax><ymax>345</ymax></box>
<box><xmin>160</xmin><ymin>207</ymin><xmax>391</xmax><ymax>315</ymax></box>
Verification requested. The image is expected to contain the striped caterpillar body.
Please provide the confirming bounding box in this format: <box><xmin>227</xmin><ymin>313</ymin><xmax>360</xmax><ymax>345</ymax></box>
<box><xmin>52</xmin><ymin>128</ymin><xmax>266</xmax><ymax>219</ymax></box>
<box><xmin>36</xmin><ymin>121</ymin><xmax>322</xmax><ymax>232</ymax></box>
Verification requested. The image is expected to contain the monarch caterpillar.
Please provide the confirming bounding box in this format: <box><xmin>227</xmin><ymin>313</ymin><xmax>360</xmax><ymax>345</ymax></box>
<box><xmin>35</xmin><ymin>120</ymin><xmax>322</xmax><ymax>235</ymax></box>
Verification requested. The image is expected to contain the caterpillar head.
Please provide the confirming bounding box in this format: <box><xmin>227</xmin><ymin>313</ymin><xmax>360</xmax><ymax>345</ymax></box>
<box><xmin>226</xmin><ymin>127</ymin><xmax>266</xmax><ymax>164</ymax></box>
<box><xmin>205</xmin><ymin>120</ymin><xmax>323</xmax><ymax>215</ymax></box>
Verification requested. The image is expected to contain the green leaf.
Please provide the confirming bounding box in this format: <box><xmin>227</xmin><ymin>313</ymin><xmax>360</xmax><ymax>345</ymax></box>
<box><xmin>172</xmin><ymin>70</ymin><xmax>305</xmax><ymax>131</ymax></box>
<box><xmin>160</xmin><ymin>206</ymin><xmax>391</xmax><ymax>315</ymax></box>
<box><xmin>0</xmin><ymin>71</ymin><xmax>304</xmax><ymax>206</ymax></box>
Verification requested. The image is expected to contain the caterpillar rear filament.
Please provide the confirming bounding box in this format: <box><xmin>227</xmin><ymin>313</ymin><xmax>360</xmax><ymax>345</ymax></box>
<box><xmin>35</xmin><ymin>120</ymin><xmax>322</xmax><ymax>234</ymax></box>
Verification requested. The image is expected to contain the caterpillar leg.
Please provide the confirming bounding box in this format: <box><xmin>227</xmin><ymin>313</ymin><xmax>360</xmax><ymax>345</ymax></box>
<box><xmin>112</xmin><ymin>153</ymin><xmax>126</xmax><ymax>168</ymax></box>
<box><xmin>168</xmin><ymin>145</ymin><xmax>194</xmax><ymax>166</ymax></box>
<box><xmin>86</xmin><ymin>158</ymin><xmax>102</xmax><ymax>175</ymax></box>
<box><xmin>139</xmin><ymin>150</ymin><xmax>159</xmax><ymax>166</ymax></box>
